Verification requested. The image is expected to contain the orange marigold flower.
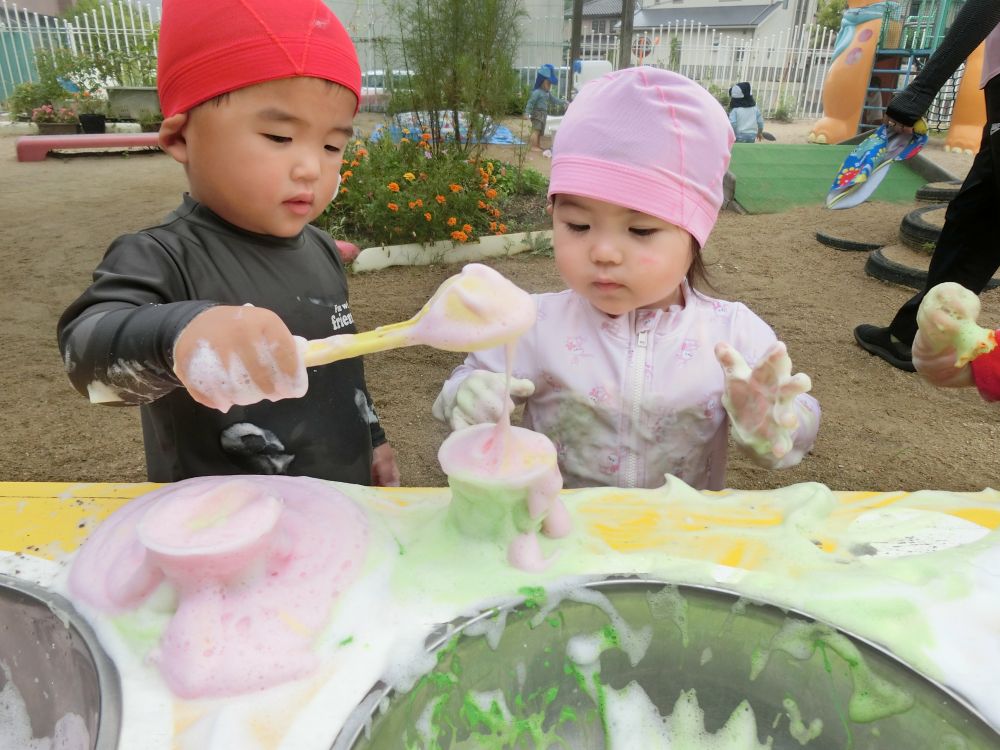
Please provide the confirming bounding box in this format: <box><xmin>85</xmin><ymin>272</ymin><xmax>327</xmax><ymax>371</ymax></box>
<box><xmin>408</xmin><ymin>201</ymin><xmax>417</xmax><ymax>209</ymax></box>
<box><xmin>451</xmin><ymin>230</ymin><xmax>468</xmax><ymax>242</ymax></box>
<box><xmin>401</xmin><ymin>127</ymin><xmax>410</xmax><ymax>135</ymax></box>
<box><xmin>424</xmin><ymin>212</ymin><xmax>433</xmax><ymax>221</ymax></box>
<box><xmin>449</xmin><ymin>183</ymin><xmax>463</xmax><ymax>193</ymax></box>
<box><xmin>388</xmin><ymin>182</ymin><xmax>400</xmax><ymax>192</ymax></box>
<box><xmin>420</xmin><ymin>132</ymin><xmax>432</xmax><ymax>141</ymax></box>
<box><xmin>435</xmin><ymin>195</ymin><xmax>446</xmax><ymax>204</ymax></box>
<box><xmin>489</xmin><ymin>221</ymin><xmax>497</xmax><ymax>231</ymax></box>
<box><xmin>350</xmin><ymin>160</ymin><xmax>360</xmax><ymax>167</ymax></box>
<box><xmin>387</xmin><ymin>202</ymin><xmax>399</xmax><ymax>212</ymax></box>
<box><xmin>341</xmin><ymin>170</ymin><xmax>353</xmax><ymax>179</ymax></box>
<box><xmin>340</xmin><ymin>187</ymin><xmax>349</xmax><ymax>194</ymax></box>
<box><xmin>447</xmin><ymin>217</ymin><xmax>458</xmax><ymax>227</ymax></box>
<box><xmin>415</xmin><ymin>198</ymin><xmax>423</xmax><ymax>207</ymax></box>
<box><xmin>485</xmin><ymin>188</ymin><xmax>498</xmax><ymax>199</ymax></box>
<box><xmin>356</xmin><ymin>148</ymin><xmax>368</xmax><ymax>157</ymax></box>
<box><xmin>497</xmin><ymin>223</ymin><xmax>507</xmax><ymax>234</ymax></box>
<box><xmin>477</xmin><ymin>200</ymin><xmax>487</xmax><ymax>209</ymax></box>
<box><xmin>403</xmin><ymin>172</ymin><xmax>416</xmax><ymax>182</ymax></box>
<box><xmin>462</xmin><ymin>224</ymin><xmax>473</xmax><ymax>233</ymax></box>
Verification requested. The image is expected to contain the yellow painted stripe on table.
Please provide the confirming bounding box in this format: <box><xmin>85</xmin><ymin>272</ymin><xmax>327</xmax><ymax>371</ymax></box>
<box><xmin>0</xmin><ymin>482</ymin><xmax>156</xmax><ymax>558</ymax></box>
<box><xmin>940</xmin><ymin>507</ymin><xmax>1000</xmax><ymax>529</ymax></box>
<box><xmin>587</xmin><ymin>509</ymin><xmax>670</xmax><ymax>552</ymax></box>
<box><xmin>830</xmin><ymin>491</ymin><xmax>909</xmax><ymax>518</ymax></box>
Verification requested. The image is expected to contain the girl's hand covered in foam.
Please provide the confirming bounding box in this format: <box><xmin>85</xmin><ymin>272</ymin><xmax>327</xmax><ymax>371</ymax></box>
<box><xmin>432</xmin><ymin>369</ymin><xmax>535</xmax><ymax>431</ymax></box>
<box><xmin>715</xmin><ymin>341</ymin><xmax>814</xmax><ymax>467</ymax></box>
<box><xmin>173</xmin><ymin>305</ymin><xmax>308</xmax><ymax>412</ymax></box>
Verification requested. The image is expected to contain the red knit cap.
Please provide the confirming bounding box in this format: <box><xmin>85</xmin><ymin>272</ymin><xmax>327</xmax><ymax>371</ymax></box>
<box><xmin>157</xmin><ymin>0</ymin><xmax>361</xmax><ymax>117</ymax></box>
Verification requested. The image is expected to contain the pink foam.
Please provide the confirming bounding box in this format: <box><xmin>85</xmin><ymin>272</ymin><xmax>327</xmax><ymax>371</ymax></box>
<box><xmin>69</xmin><ymin>475</ymin><xmax>368</xmax><ymax>698</ymax></box>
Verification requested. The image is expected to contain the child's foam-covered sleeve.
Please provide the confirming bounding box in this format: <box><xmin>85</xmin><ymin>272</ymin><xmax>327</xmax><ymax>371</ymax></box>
<box><xmin>57</xmin><ymin>232</ymin><xmax>214</xmax><ymax>405</ymax></box>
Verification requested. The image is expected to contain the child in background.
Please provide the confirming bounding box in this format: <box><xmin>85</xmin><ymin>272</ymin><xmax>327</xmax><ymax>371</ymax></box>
<box><xmin>434</xmin><ymin>68</ymin><xmax>819</xmax><ymax>490</ymax></box>
<box><xmin>524</xmin><ymin>64</ymin><xmax>567</xmax><ymax>152</ymax></box>
<box><xmin>729</xmin><ymin>82</ymin><xmax>765</xmax><ymax>143</ymax></box>
<box><xmin>57</xmin><ymin>0</ymin><xmax>400</xmax><ymax>486</ymax></box>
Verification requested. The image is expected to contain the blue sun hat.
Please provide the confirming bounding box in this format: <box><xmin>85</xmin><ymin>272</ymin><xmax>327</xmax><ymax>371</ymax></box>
<box><xmin>826</xmin><ymin>121</ymin><xmax>928</xmax><ymax>209</ymax></box>
<box><xmin>533</xmin><ymin>63</ymin><xmax>559</xmax><ymax>90</ymax></box>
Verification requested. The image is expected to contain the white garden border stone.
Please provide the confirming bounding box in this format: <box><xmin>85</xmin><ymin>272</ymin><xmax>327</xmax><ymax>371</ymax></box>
<box><xmin>351</xmin><ymin>230</ymin><xmax>553</xmax><ymax>272</ymax></box>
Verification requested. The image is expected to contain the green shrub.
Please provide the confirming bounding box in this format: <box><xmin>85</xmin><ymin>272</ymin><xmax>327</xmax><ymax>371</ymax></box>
<box><xmin>6</xmin><ymin>80</ymin><xmax>65</xmax><ymax>119</ymax></box>
<box><xmin>388</xmin><ymin>0</ymin><xmax>524</xmax><ymax>154</ymax></box>
<box><xmin>492</xmin><ymin>161</ymin><xmax>547</xmax><ymax>196</ymax></box>
<box><xmin>319</xmin><ymin>133</ymin><xmax>523</xmax><ymax>247</ymax></box>
<box><xmin>769</xmin><ymin>98</ymin><xmax>795</xmax><ymax>123</ymax></box>
<box><xmin>702</xmin><ymin>81</ymin><xmax>731</xmax><ymax>110</ymax></box>
<box><xmin>506</xmin><ymin>85</ymin><xmax>530</xmax><ymax>116</ymax></box>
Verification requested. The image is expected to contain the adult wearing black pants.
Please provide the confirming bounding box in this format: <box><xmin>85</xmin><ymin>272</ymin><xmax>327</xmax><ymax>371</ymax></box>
<box><xmin>854</xmin><ymin>0</ymin><xmax>1000</xmax><ymax>372</ymax></box>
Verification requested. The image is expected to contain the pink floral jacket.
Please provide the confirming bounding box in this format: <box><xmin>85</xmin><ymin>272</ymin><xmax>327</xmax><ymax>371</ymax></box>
<box><xmin>439</xmin><ymin>286</ymin><xmax>820</xmax><ymax>490</ymax></box>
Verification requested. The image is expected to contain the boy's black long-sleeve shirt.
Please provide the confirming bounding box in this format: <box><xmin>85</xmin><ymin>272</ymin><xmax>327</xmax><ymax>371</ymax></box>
<box><xmin>58</xmin><ymin>195</ymin><xmax>386</xmax><ymax>483</ymax></box>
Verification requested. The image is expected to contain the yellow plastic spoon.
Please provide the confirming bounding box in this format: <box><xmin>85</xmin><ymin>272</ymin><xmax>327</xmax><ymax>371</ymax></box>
<box><xmin>303</xmin><ymin>263</ymin><xmax>536</xmax><ymax>367</ymax></box>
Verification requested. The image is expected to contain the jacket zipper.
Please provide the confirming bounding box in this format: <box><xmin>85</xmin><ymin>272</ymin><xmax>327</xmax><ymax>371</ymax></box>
<box><xmin>623</xmin><ymin>323</ymin><xmax>650</xmax><ymax>487</ymax></box>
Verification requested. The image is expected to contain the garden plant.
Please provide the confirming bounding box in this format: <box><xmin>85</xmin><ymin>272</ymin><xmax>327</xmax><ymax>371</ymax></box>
<box><xmin>318</xmin><ymin>133</ymin><xmax>547</xmax><ymax>249</ymax></box>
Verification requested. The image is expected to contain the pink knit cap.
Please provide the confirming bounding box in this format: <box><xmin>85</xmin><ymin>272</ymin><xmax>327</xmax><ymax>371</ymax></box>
<box><xmin>157</xmin><ymin>0</ymin><xmax>361</xmax><ymax>117</ymax></box>
<box><xmin>549</xmin><ymin>67</ymin><xmax>734</xmax><ymax>248</ymax></box>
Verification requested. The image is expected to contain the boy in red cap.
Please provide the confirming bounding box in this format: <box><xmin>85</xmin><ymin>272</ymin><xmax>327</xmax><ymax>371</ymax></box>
<box><xmin>57</xmin><ymin>0</ymin><xmax>400</xmax><ymax>486</ymax></box>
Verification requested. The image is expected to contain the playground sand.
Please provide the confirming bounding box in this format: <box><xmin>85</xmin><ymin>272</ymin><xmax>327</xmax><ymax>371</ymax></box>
<box><xmin>2</xmin><ymin>129</ymin><xmax>996</xmax><ymax>493</ymax></box>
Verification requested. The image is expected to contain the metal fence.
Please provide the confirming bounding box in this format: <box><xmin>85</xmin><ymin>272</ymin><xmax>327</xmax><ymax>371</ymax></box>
<box><xmin>0</xmin><ymin>0</ymin><xmax>160</xmax><ymax>102</ymax></box>
<box><xmin>0</xmin><ymin>1</ymin><xmax>963</xmax><ymax>129</ymax></box>
<box><xmin>541</xmin><ymin>21</ymin><xmax>842</xmax><ymax>119</ymax></box>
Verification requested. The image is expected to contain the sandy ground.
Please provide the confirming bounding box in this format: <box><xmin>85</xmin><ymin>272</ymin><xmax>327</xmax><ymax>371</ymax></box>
<box><xmin>2</xmin><ymin>121</ymin><xmax>996</xmax><ymax>492</ymax></box>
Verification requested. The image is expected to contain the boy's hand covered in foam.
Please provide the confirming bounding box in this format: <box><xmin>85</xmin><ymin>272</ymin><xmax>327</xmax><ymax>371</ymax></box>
<box><xmin>433</xmin><ymin>369</ymin><xmax>535</xmax><ymax>430</ymax></box>
<box><xmin>173</xmin><ymin>305</ymin><xmax>308</xmax><ymax>412</ymax></box>
<box><xmin>715</xmin><ymin>341</ymin><xmax>813</xmax><ymax>466</ymax></box>
<box><xmin>914</xmin><ymin>283</ymin><xmax>996</xmax><ymax>387</ymax></box>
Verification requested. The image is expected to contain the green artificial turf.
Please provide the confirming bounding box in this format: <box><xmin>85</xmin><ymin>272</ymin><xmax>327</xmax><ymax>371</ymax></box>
<box><xmin>728</xmin><ymin>143</ymin><xmax>927</xmax><ymax>214</ymax></box>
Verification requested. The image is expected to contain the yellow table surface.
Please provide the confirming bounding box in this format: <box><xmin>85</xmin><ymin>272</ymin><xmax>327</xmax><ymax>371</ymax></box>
<box><xmin>4</xmin><ymin>480</ymin><xmax>1000</xmax><ymax>743</ymax></box>
<box><xmin>4</xmin><ymin>481</ymin><xmax>1000</xmax><ymax>563</ymax></box>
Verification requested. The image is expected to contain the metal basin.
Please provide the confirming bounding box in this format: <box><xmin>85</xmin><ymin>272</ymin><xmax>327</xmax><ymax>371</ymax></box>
<box><xmin>335</xmin><ymin>578</ymin><xmax>1000</xmax><ymax>749</ymax></box>
<box><xmin>0</xmin><ymin>573</ymin><xmax>121</xmax><ymax>749</ymax></box>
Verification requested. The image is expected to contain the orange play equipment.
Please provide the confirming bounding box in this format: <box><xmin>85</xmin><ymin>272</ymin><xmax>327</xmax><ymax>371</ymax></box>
<box><xmin>809</xmin><ymin>0</ymin><xmax>885</xmax><ymax>144</ymax></box>
<box><xmin>945</xmin><ymin>42</ymin><xmax>986</xmax><ymax>153</ymax></box>
<box><xmin>809</xmin><ymin>0</ymin><xmax>987</xmax><ymax>147</ymax></box>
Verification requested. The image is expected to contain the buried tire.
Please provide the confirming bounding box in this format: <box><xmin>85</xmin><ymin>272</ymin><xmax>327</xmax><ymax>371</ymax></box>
<box><xmin>815</xmin><ymin>231</ymin><xmax>883</xmax><ymax>252</ymax></box>
<box><xmin>899</xmin><ymin>205</ymin><xmax>945</xmax><ymax>250</ymax></box>
<box><xmin>865</xmin><ymin>245</ymin><xmax>1000</xmax><ymax>291</ymax></box>
<box><xmin>915</xmin><ymin>180</ymin><xmax>962</xmax><ymax>203</ymax></box>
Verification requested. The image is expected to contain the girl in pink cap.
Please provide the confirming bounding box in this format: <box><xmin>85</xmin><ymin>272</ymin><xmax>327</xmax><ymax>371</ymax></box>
<box><xmin>435</xmin><ymin>67</ymin><xmax>820</xmax><ymax>490</ymax></box>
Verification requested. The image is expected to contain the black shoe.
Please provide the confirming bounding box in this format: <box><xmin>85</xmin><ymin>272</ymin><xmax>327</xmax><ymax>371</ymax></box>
<box><xmin>854</xmin><ymin>324</ymin><xmax>916</xmax><ymax>372</ymax></box>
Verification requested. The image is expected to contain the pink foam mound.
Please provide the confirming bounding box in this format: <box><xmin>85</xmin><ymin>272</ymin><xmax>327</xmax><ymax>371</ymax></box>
<box><xmin>69</xmin><ymin>475</ymin><xmax>369</xmax><ymax>699</ymax></box>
